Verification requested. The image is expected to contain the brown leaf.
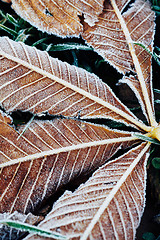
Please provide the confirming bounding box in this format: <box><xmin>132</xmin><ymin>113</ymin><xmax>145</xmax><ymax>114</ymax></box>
<box><xmin>82</xmin><ymin>0</ymin><xmax>156</xmax><ymax>125</ymax></box>
<box><xmin>8</xmin><ymin>0</ymin><xmax>156</xmax><ymax>126</ymax></box>
<box><xmin>1</xmin><ymin>0</ymin><xmax>11</xmax><ymax>3</ymax></box>
<box><xmin>0</xmin><ymin>37</ymin><xmax>149</xmax><ymax>131</ymax></box>
<box><xmin>0</xmin><ymin>110</ymin><xmax>136</xmax><ymax>214</ymax></box>
<box><xmin>0</xmin><ymin>1</ymin><xmax>157</xmax><ymax>239</ymax></box>
<box><xmin>0</xmin><ymin>110</ymin><xmax>12</xmax><ymax>125</ymax></box>
<box><xmin>25</xmin><ymin>142</ymin><xmax>150</xmax><ymax>240</ymax></box>
<box><xmin>10</xmin><ymin>0</ymin><xmax>104</xmax><ymax>36</ymax></box>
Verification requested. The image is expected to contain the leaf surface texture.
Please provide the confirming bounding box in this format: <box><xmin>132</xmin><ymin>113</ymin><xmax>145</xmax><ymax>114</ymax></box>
<box><xmin>25</xmin><ymin>143</ymin><xmax>150</xmax><ymax>240</ymax></box>
<box><xmin>82</xmin><ymin>0</ymin><xmax>155</xmax><ymax>125</ymax></box>
<box><xmin>0</xmin><ymin>110</ymin><xmax>136</xmax><ymax>214</ymax></box>
<box><xmin>10</xmin><ymin>0</ymin><xmax>104</xmax><ymax>36</ymax></box>
<box><xmin>9</xmin><ymin>0</ymin><xmax>156</xmax><ymax>126</ymax></box>
<box><xmin>0</xmin><ymin>37</ymin><xmax>146</xmax><ymax>130</ymax></box>
<box><xmin>0</xmin><ymin>0</ymin><xmax>157</xmax><ymax>239</ymax></box>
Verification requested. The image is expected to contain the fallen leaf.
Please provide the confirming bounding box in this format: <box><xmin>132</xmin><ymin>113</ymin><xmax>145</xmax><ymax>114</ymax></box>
<box><xmin>82</xmin><ymin>0</ymin><xmax>155</xmax><ymax>125</ymax></box>
<box><xmin>25</xmin><ymin>142</ymin><xmax>150</xmax><ymax>240</ymax></box>
<box><xmin>0</xmin><ymin>0</ymin><xmax>159</xmax><ymax>239</ymax></box>
<box><xmin>0</xmin><ymin>37</ymin><xmax>146</xmax><ymax>130</ymax></box>
<box><xmin>10</xmin><ymin>0</ymin><xmax>105</xmax><ymax>36</ymax></box>
<box><xmin>0</xmin><ymin>110</ymin><xmax>136</xmax><ymax>214</ymax></box>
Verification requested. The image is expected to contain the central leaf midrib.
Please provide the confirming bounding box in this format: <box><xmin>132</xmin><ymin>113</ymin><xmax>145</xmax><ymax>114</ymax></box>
<box><xmin>0</xmin><ymin>46</ymin><xmax>150</xmax><ymax>132</ymax></box>
<box><xmin>110</xmin><ymin>0</ymin><xmax>157</xmax><ymax>127</ymax></box>
<box><xmin>0</xmin><ymin>135</ymin><xmax>137</xmax><ymax>168</ymax></box>
<box><xmin>80</xmin><ymin>142</ymin><xmax>150</xmax><ymax>240</ymax></box>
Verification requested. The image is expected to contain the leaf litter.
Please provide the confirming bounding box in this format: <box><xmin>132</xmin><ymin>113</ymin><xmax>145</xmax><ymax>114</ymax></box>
<box><xmin>0</xmin><ymin>0</ymin><xmax>160</xmax><ymax>239</ymax></box>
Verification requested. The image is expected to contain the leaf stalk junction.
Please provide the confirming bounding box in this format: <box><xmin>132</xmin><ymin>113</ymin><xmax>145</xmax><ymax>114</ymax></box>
<box><xmin>149</xmin><ymin>124</ymin><xmax>160</xmax><ymax>141</ymax></box>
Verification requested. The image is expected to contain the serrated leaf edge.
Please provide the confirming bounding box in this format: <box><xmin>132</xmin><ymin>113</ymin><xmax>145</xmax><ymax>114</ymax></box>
<box><xmin>0</xmin><ymin>37</ymin><xmax>151</xmax><ymax>132</ymax></box>
<box><xmin>81</xmin><ymin>142</ymin><xmax>150</xmax><ymax>240</ymax></box>
<box><xmin>110</xmin><ymin>0</ymin><xmax>156</xmax><ymax>127</ymax></box>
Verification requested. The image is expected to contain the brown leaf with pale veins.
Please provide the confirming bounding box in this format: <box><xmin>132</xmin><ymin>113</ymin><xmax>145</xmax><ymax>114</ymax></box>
<box><xmin>0</xmin><ymin>109</ymin><xmax>12</xmax><ymax>125</ymax></box>
<box><xmin>10</xmin><ymin>0</ymin><xmax>104</xmax><ymax>36</ymax></box>
<box><xmin>25</xmin><ymin>142</ymin><xmax>150</xmax><ymax>240</ymax></box>
<box><xmin>0</xmin><ymin>110</ymin><xmax>136</xmax><ymax>214</ymax></box>
<box><xmin>0</xmin><ymin>37</ymin><xmax>149</xmax><ymax>131</ymax></box>
<box><xmin>82</xmin><ymin>0</ymin><xmax>156</xmax><ymax>125</ymax></box>
<box><xmin>1</xmin><ymin>0</ymin><xmax>11</xmax><ymax>3</ymax></box>
<box><xmin>0</xmin><ymin>1</ymin><xmax>158</xmax><ymax>239</ymax></box>
<box><xmin>8</xmin><ymin>0</ymin><xmax>156</xmax><ymax>126</ymax></box>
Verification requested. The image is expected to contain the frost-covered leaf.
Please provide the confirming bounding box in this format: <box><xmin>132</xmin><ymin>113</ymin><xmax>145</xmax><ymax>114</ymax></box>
<box><xmin>25</xmin><ymin>142</ymin><xmax>150</xmax><ymax>240</ymax></box>
<box><xmin>0</xmin><ymin>37</ymin><xmax>149</xmax><ymax>131</ymax></box>
<box><xmin>0</xmin><ymin>110</ymin><xmax>136</xmax><ymax>214</ymax></box>
<box><xmin>10</xmin><ymin>0</ymin><xmax>105</xmax><ymax>36</ymax></box>
<box><xmin>0</xmin><ymin>1</ymin><xmax>158</xmax><ymax>239</ymax></box>
<box><xmin>82</xmin><ymin>0</ymin><xmax>156</xmax><ymax>126</ymax></box>
<box><xmin>8</xmin><ymin>0</ymin><xmax>156</xmax><ymax>126</ymax></box>
<box><xmin>1</xmin><ymin>0</ymin><xmax>11</xmax><ymax>3</ymax></box>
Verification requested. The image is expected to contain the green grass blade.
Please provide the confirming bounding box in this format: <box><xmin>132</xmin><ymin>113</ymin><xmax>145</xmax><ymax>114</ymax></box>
<box><xmin>155</xmin><ymin>99</ymin><xmax>160</xmax><ymax>104</ymax></box>
<box><xmin>43</xmin><ymin>43</ymin><xmax>93</xmax><ymax>51</ymax></box>
<box><xmin>133</xmin><ymin>134</ymin><xmax>160</xmax><ymax>145</ymax></box>
<box><xmin>15</xmin><ymin>29</ymin><xmax>31</xmax><ymax>42</ymax></box>
<box><xmin>0</xmin><ymin>24</ymin><xmax>17</xmax><ymax>37</ymax></box>
<box><xmin>0</xmin><ymin>10</ymin><xmax>6</xmax><ymax>19</ymax></box>
<box><xmin>151</xmin><ymin>0</ymin><xmax>160</xmax><ymax>14</ymax></box>
<box><xmin>46</xmin><ymin>43</ymin><xmax>53</xmax><ymax>52</ymax></box>
<box><xmin>155</xmin><ymin>46</ymin><xmax>160</xmax><ymax>52</ymax></box>
<box><xmin>142</xmin><ymin>232</ymin><xmax>156</xmax><ymax>240</ymax></box>
<box><xmin>72</xmin><ymin>50</ymin><xmax>78</xmax><ymax>66</ymax></box>
<box><xmin>0</xmin><ymin>18</ymin><xmax>6</xmax><ymax>25</ymax></box>
<box><xmin>32</xmin><ymin>37</ymin><xmax>49</xmax><ymax>46</ymax></box>
<box><xmin>154</xmin><ymin>89</ymin><xmax>160</xmax><ymax>94</ymax></box>
<box><xmin>134</xmin><ymin>42</ymin><xmax>160</xmax><ymax>66</ymax></box>
<box><xmin>6</xmin><ymin>13</ymin><xmax>20</xmax><ymax>27</ymax></box>
<box><xmin>15</xmin><ymin>33</ymin><xmax>30</xmax><ymax>42</ymax></box>
<box><xmin>0</xmin><ymin>220</ymin><xmax>68</xmax><ymax>240</ymax></box>
<box><xmin>152</xmin><ymin>5</ymin><xmax>160</xmax><ymax>11</ymax></box>
<box><xmin>17</xmin><ymin>116</ymin><xmax>34</xmax><ymax>140</ymax></box>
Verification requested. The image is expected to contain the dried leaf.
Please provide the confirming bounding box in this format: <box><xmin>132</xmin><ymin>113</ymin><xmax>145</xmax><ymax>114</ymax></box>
<box><xmin>8</xmin><ymin>0</ymin><xmax>156</xmax><ymax>126</ymax></box>
<box><xmin>25</xmin><ymin>142</ymin><xmax>150</xmax><ymax>240</ymax></box>
<box><xmin>0</xmin><ymin>37</ymin><xmax>149</xmax><ymax>131</ymax></box>
<box><xmin>0</xmin><ymin>110</ymin><xmax>136</xmax><ymax>214</ymax></box>
<box><xmin>0</xmin><ymin>1</ymin><xmax>158</xmax><ymax>239</ymax></box>
<box><xmin>10</xmin><ymin>0</ymin><xmax>105</xmax><ymax>36</ymax></box>
<box><xmin>82</xmin><ymin>0</ymin><xmax>156</xmax><ymax>125</ymax></box>
<box><xmin>1</xmin><ymin>0</ymin><xmax>11</xmax><ymax>3</ymax></box>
